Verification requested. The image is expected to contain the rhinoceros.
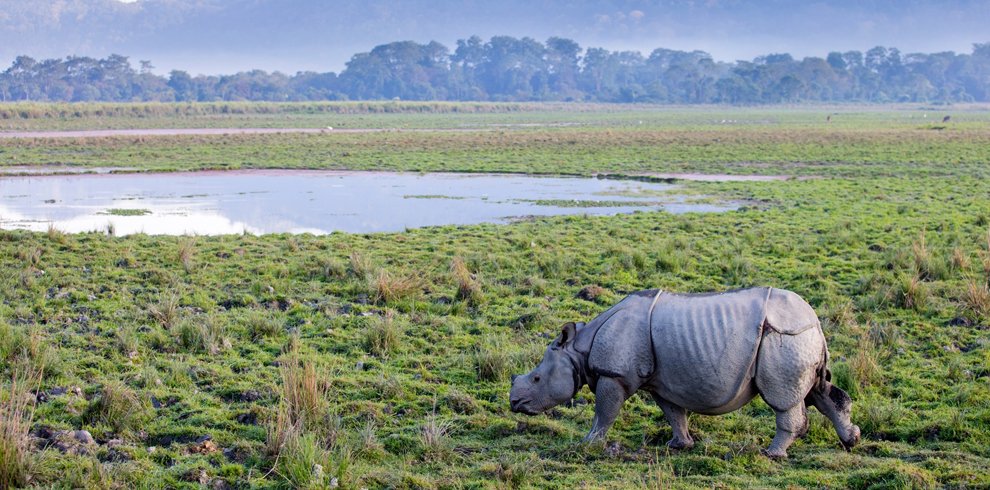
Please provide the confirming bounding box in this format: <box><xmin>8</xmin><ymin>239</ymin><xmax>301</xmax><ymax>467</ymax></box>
<box><xmin>509</xmin><ymin>287</ymin><xmax>860</xmax><ymax>458</ymax></box>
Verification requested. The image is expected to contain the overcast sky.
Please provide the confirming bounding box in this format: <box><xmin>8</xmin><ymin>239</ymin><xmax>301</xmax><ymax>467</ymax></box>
<box><xmin>1</xmin><ymin>0</ymin><xmax>988</xmax><ymax>75</ymax></box>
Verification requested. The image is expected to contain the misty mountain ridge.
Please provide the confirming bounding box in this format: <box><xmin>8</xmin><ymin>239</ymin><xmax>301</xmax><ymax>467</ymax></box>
<box><xmin>2</xmin><ymin>0</ymin><xmax>989</xmax><ymax>75</ymax></box>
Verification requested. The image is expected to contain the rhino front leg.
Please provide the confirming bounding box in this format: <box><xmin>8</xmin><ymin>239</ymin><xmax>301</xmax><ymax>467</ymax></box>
<box><xmin>582</xmin><ymin>377</ymin><xmax>628</xmax><ymax>443</ymax></box>
<box><xmin>763</xmin><ymin>404</ymin><xmax>806</xmax><ymax>459</ymax></box>
<box><xmin>651</xmin><ymin>394</ymin><xmax>694</xmax><ymax>450</ymax></box>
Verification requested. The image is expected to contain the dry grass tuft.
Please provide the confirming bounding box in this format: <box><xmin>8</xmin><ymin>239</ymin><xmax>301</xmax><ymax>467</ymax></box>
<box><xmin>178</xmin><ymin>239</ymin><xmax>196</xmax><ymax>273</ymax></box>
<box><xmin>451</xmin><ymin>257</ymin><xmax>483</xmax><ymax>304</ymax></box>
<box><xmin>897</xmin><ymin>275</ymin><xmax>929</xmax><ymax>312</ymax></box>
<box><xmin>0</xmin><ymin>366</ymin><xmax>42</xmax><ymax>489</ymax></box>
<box><xmin>46</xmin><ymin>224</ymin><xmax>68</xmax><ymax>245</ymax></box>
<box><xmin>910</xmin><ymin>231</ymin><xmax>948</xmax><ymax>281</ymax></box>
<box><xmin>279</xmin><ymin>356</ymin><xmax>331</xmax><ymax>428</ymax></box>
<box><xmin>348</xmin><ymin>252</ymin><xmax>374</xmax><ymax>278</ymax></box>
<box><xmin>849</xmin><ymin>342</ymin><xmax>883</xmax><ymax>389</ymax></box>
<box><xmin>963</xmin><ymin>279</ymin><xmax>990</xmax><ymax>322</ymax></box>
<box><xmin>950</xmin><ymin>247</ymin><xmax>970</xmax><ymax>272</ymax></box>
<box><xmin>420</xmin><ymin>403</ymin><xmax>454</xmax><ymax>459</ymax></box>
<box><xmin>645</xmin><ymin>452</ymin><xmax>676</xmax><ymax>490</ymax></box>
<box><xmin>266</xmin><ymin>354</ymin><xmax>343</xmax><ymax>487</ymax></box>
<box><xmin>371</xmin><ymin>269</ymin><xmax>423</xmax><ymax>304</ymax></box>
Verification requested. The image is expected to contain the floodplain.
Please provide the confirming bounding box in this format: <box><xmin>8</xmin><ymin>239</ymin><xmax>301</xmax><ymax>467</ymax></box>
<box><xmin>1</xmin><ymin>103</ymin><xmax>989</xmax><ymax>488</ymax></box>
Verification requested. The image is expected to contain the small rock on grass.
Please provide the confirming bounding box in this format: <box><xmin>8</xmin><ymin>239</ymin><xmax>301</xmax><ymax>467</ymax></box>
<box><xmin>190</xmin><ymin>435</ymin><xmax>219</xmax><ymax>454</ymax></box>
<box><xmin>73</xmin><ymin>430</ymin><xmax>95</xmax><ymax>445</ymax></box>
<box><xmin>605</xmin><ymin>441</ymin><xmax>623</xmax><ymax>458</ymax></box>
<box><xmin>577</xmin><ymin>285</ymin><xmax>606</xmax><ymax>301</ymax></box>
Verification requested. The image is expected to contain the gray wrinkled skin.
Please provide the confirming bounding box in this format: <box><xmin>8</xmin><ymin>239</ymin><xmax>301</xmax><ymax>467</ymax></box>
<box><xmin>509</xmin><ymin>287</ymin><xmax>861</xmax><ymax>458</ymax></box>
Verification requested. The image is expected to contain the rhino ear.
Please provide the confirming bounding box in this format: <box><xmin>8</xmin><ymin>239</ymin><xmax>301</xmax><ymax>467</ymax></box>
<box><xmin>556</xmin><ymin>322</ymin><xmax>578</xmax><ymax>348</ymax></box>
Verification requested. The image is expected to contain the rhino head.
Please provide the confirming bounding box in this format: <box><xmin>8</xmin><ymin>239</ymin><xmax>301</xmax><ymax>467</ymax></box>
<box><xmin>509</xmin><ymin>322</ymin><xmax>586</xmax><ymax>415</ymax></box>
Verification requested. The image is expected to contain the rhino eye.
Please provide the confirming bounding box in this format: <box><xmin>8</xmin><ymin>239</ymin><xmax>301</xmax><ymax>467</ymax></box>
<box><xmin>533</xmin><ymin>375</ymin><xmax>541</xmax><ymax>383</ymax></box>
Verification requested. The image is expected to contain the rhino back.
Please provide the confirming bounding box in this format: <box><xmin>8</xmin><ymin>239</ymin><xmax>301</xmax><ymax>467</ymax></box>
<box><xmin>764</xmin><ymin>288</ymin><xmax>821</xmax><ymax>335</ymax></box>
<box><xmin>651</xmin><ymin>287</ymin><xmax>770</xmax><ymax>409</ymax></box>
<box><xmin>587</xmin><ymin>301</ymin><xmax>655</xmax><ymax>380</ymax></box>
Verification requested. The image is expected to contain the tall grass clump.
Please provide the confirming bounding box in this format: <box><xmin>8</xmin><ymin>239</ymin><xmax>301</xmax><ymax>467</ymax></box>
<box><xmin>148</xmin><ymin>290</ymin><xmax>182</xmax><ymax>329</ymax></box>
<box><xmin>15</xmin><ymin>247</ymin><xmax>42</xmax><ymax>267</ymax></box>
<box><xmin>315</xmin><ymin>255</ymin><xmax>347</xmax><ymax>280</ymax></box>
<box><xmin>177</xmin><ymin>314</ymin><xmax>228</xmax><ymax>355</ymax></box>
<box><xmin>274</xmin><ymin>432</ymin><xmax>348</xmax><ymax>489</ymax></box>
<box><xmin>982</xmin><ymin>227</ymin><xmax>990</xmax><ymax>284</ymax></box>
<box><xmin>46</xmin><ymin>224</ymin><xmax>68</xmax><ymax>246</ymax></box>
<box><xmin>364</xmin><ymin>312</ymin><xmax>401</xmax><ymax>358</ymax></box>
<box><xmin>963</xmin><ymin>279</ymin><xmax>990</xmax><ymax>323</ymax></box>
<box><xmin>419</xmin><ymin>402</ymin><xmax>454</xmax><ymax>460</ymax></box>
<box><xmin>645</xmin><ymin>453</ymin><xmax>676</xmax><ymax>490</ymax></box>
<box><xmin>950</xmin><ymin>247</ymin><xmax>970</xmax><ymax>272</ymax></box>
<box><xmin>267</xmin><ymin>354</ymin><xmax>335</xmax><ymax>455</ymax></box>
<box><xmin>267</xmin><ymin>354</ymin><xmax>347</xmax><ymax>488</ymax></box>
<box><xmin>911</xmin><ymin>231</ymin><xmax>936</xmax><ymax>280</ymax></box>
<box><xmin>83</xmin><ymin>380</ymin><xmax>152</xmax><ymax>434</ymax></box>
<box><xmin>243</xmin><ymin>309</ymin><xmax>284</xmax><ymax>339</ymax></box>
<box><xmin>474</xmin><ymin>338</ymin><xmax>512</xmax><ymax>382</ymax></box>
<box><xmin>886</xmin><ymin>274</ymin><xmax>930</xmax><ymax>312</ymax></box>
<box><xmin>858</xmin><ymin>397</ymin><xmax>906</xmax><ymax>439</ymax></box>
<box><xmin>849</xmin><ymin>342</ymin><xmax>882</xmax><ymax>390</ymax></box>
<box><xmin>370</xmin><ymin>269</ymin><xmax>423</xmax><ymax>304</ymax></box>
<box><xmin>451</xmin><ymin>257</ymin><xmax>484</xmax><ymax>304</ymax></box>
<box><xmin>1</xmin><ymin>367</ymin><xmax>42</xmax><ymax>488</ymax></box>
<box><xmin>482</xmin><ymin>454</ymin><xmax>540</xmax><ymax>489</ymax></box>
<box><xmin>348</xmin><ymin>252</ymin><xmax>374</xmax><ymax>278</ymax></box>
<box><xmin>279</xmin><ymin>356</ymin><xmax>331</xmax><ymax>430</ymax></box>
<box><xmin>0</xmin><ymin>322</ymin><xmax>53</xmax><ymax>378</ymax></box>
<box><xmin>178</xmin><ymin>239</ymin><xmax>196</xmax><ymax>273</ymax></box>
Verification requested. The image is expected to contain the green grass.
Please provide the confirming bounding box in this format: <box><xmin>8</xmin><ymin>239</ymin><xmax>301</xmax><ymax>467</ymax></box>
<box><xmin>4</xmin><ymin>117</ymin><xmax>990</xmax><ymax>179</ymax></box>
<box><xmin>1</xmin><ymin>104</ymin><xmax>989</xmax><ymax>488</ymax></box>
<box><xmin>103</xmin><ymin>209</ymin><xmax>152</xmax><ymax>217</ymax></box>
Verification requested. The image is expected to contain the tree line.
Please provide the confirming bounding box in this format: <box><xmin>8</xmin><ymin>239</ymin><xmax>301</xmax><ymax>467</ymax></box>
<box><xmin>2</xmin><ymin>36</ymin><xmax>989</xmax><ymax>104</ymax></box>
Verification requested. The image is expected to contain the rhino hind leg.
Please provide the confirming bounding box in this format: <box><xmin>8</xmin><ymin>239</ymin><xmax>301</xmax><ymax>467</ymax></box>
<box><xmin>806</xmin><ymin>382</ymin><xmax>861</xmax><ymax>451</ymax></box>
<box><xmin>763</xmin><ymin>403</ymin><xmax>807</xmax><ymax>459</ymax></box>
<box><xmin>650</xmin><ymin>393</ymin><xmax>694</xmax><ymax>450</ymax></box>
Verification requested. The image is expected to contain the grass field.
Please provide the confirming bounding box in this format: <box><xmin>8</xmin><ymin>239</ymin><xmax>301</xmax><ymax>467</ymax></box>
<box><xmin>1</xmin><ymin>103</ymin><xmax>990</xmax><ymax>489</ymax></box>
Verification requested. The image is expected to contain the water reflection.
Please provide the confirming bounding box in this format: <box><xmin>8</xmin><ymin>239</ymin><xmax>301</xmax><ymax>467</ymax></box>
<box><xmin>0</xmin><ymin>170</ymin><xmax>735</xmax><ymax>235</ymax></box>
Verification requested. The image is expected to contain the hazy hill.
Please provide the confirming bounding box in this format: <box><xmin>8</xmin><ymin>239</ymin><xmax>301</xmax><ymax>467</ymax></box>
<box><xmin>1</xmin><ymin>0</ymin><xmax>988</xmax><ymax>75</ymax></box>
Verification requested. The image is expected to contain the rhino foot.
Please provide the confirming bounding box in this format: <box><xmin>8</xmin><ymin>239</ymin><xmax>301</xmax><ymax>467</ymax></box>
<box><xmin>840</xmin><ymin>425</ymin><xmax>861</xmax><ymax>451</ymax></box>
<box><xmin>666</xmin><ymin>438</ymin><xmax>694</xmax><ymax>451</ymax></box>
<box><xmin>761</xmin><ymin>448</ymin><xmax>788</xmax><ymax>460</ymax></box>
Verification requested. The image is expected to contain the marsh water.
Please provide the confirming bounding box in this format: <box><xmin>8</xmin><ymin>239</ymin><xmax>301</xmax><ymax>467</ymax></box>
<box><xmin>0</xmin><ymin>170</ymin><xmax>734</xmax><ymax>235</ymax></box>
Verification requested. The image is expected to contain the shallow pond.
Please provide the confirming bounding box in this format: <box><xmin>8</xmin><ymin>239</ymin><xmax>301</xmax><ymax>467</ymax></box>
<box><xmin>0</xmin><ymin>170</ymin><xmax>735</xmax><ymax>235</ymax></box>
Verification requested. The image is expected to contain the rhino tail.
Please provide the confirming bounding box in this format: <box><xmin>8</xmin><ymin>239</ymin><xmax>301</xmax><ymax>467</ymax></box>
<box><xmin>815</xmin><ymin>342</ymin><xmax>831</xmax><ymax>394</ymax></box>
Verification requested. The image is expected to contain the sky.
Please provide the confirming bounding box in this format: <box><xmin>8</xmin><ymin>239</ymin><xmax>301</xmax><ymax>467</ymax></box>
<box><xmin>1</xmin><ymin>0</ymin><xmax>988</xmax><ymax>75</ymax></box>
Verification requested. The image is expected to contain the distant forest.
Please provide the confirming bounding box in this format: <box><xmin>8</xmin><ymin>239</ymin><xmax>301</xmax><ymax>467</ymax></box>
<box><xmin>2</xmin><ymin>36</ymin><xmax>989</xmax><ymax>104</ymax></box>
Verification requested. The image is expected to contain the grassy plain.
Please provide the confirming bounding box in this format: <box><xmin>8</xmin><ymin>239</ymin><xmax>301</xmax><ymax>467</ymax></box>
<box><xmin>1</xmin><ymin>103</ymin><xmax>990</xmax><ymax>488</ymax></box>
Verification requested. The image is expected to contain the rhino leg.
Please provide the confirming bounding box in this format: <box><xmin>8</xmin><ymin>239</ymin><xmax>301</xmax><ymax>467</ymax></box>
<box><xmin>806</xmin><ymin>382</ymin><xmax>861</xmax><ymax>451</ymax></box>
<box><xmin>583</xmin><ymin>377</ymin><xmax>628</xmax><ymax>443</ymax></box>
<box><xmin>763</xmin><ymin>403</ymin><xmax>806</xmax><ymax>459</ymax></box>
<box><xmin>651</xmin><ymin>394</ymin><xmax>694</xmax><ymax>450</ymax></box>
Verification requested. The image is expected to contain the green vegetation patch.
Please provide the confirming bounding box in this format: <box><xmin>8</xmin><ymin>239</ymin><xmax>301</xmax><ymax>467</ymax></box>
<box><xmin>521</xmin><ymin>198</ymin><xmax>667</xmax><ymax>208</ymax></box>
<box><xmin>102</xmin><ymin>208</ymin><xmax>152</xmax><ymax>216</ymax></box>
